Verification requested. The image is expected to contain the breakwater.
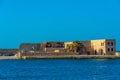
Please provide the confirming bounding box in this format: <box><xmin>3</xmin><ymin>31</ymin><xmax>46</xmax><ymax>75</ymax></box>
<box><xmin>0</xmin><ymin>55</ymin><xmax>120</xmax><ymax>60</ymax></box>
<box><xmin>0</xmin><ymin>56</ymin><xmax>18</xmax><ymax>60</ymax></box>
<box><xmin>18</xmin><ymin>52</ymin><xmax>120</xmax><ymax>59</ymax></box>
<box><xmin>21</xmin><ymin>55</ymin><xmax>120</xmax><ymax>59</ymax></box>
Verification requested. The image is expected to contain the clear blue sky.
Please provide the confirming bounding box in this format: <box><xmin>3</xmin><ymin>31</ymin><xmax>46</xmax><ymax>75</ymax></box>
<box><xmin>0</xmin><ymin>0</ymin><xmax>120</xmax><ymax>50</ymax></box>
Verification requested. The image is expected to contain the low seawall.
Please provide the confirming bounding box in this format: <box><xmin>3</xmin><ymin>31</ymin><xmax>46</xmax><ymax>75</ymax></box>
<box><xmin>0</xmin><ymin>56</ymin><xmax>18</xmax><ymax>60</ymax></box>
<box><xmin>21</xmin><ymin>55</ymin><xmax>120</xmax><ymax>59</ymax></box>
<box><xmin>0</xmin><ymin>55</ymin><xmax>120</xmax><ymax>60</ymax></box>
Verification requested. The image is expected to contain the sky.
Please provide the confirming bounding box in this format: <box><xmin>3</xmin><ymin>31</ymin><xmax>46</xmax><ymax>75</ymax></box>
<box><xmin>0</xmin><ymin>0</ymin><xmax>120</xmax><ymax>50</ymax></box>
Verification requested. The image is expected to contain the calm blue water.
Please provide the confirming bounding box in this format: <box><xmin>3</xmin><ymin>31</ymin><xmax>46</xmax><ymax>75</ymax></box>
<box><xmin>0</xmin><ymin>59</ymin><xmax>120</xmax><ymax>80</ymax></box>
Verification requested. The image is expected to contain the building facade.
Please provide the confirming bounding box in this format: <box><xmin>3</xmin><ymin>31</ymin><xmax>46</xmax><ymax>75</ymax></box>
<box><xmin>91</xmin><ymin>39</ymin><xmax>116</xmax><ymax>55</ymax></box>
<box><xmin>64</xmin><ymin>39</ymin><xmax>116</xmax><ymax>55</ymax></box>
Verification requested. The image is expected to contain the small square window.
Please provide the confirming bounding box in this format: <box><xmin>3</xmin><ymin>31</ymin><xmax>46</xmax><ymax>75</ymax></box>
<box><xmin>101</xmin><ymin>43</ymin><xmax>104</xmax><ymax>46</ymax></box>
<box><xmin>108</xmin><ymin>48</ymin><xmax>110</xmax><ymax>52</ymax></box>
<box><xmin>111</xmin><ymin>42</ymin><xmax>114</xmax><ymax>46</ymax></box>
<box><xmin>111</xmin><ymin>48</ymin><xmax>114</xmax><ymax>52</ymax></box>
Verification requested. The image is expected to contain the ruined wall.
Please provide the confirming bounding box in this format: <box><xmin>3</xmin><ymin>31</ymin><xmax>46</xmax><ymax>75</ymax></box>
<box><xmin>0</xmin><ymin>49</ymin><xmax>18</xmax><ymax>56</ymax></box>
<box><xmin>19</xmin><ymin>43</ymin><xmax>42</xmax><ymax>53</ymax></box>
<box><xmin>80</xmin><ymin>41</ymin><xmax>92</xmax><ymax>55</ymax></box>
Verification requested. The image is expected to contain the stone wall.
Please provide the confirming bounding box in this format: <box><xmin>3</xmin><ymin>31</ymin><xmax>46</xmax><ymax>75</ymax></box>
<box><xmin>0</xmin><ymin>49</ymin><xmax>18</xmax><ymax>56</ymax></box>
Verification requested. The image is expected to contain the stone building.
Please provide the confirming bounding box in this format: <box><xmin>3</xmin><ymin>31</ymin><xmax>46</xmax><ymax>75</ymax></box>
<box><xmin>64</xmin><ymin>39</ymin><xmax>116</xmax><ymax>55</ymax></box>
<box><xmin>91</xmin><ymin>39</ymin><xmax>116</xmax><ymax>55</ymax></box>
<box><xmin>19</xmin><ymin>39</ymin><xmax>116</xmax><ymax>55</ymax></box>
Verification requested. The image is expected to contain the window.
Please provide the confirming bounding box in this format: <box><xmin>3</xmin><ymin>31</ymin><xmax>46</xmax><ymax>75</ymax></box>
<box><xmin>108</xmin><ymin>48</ymin><xmax>110</xmax><ymax>52</ymax></box>
<box><xmin>101</xmin><ymin>43</ymin><xmax>104</xmax><ymax>46</ymax></box>
<box><xmin>111</xmin><ymin>48</ymin><xmax>114</xmax><ymax>52</ymax></box>
<box><xmin>56</xmin><ymin>42</ymin><xmax>64</xmax><ymax>48</ymax></box>
<box><xmin>111</xmin><ymin>42</ymin><xmax>114</xmax><ymax>46</ymax></box>
<box><xmin>46</xmin><ymin>43</ymin><xmax>52</xmax><ymax>48</ymax></box>
<box><xmin>108</xmin><ymin>42</ymin><xmax>110</xmax><ymax>46</ymax></box>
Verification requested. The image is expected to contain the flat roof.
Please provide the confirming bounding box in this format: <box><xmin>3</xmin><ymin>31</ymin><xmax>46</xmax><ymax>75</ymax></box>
<box><xmin>90</xmin><ymin>39</ymin><xmax>116</xmax><ymax>41</ymax></box>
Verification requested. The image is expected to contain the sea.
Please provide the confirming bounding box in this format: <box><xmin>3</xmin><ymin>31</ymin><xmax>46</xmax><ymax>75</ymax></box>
<box><xmin>0</xmin><ymin>59</ymin><xmax>120</xmax><ymax>80</ymax></box>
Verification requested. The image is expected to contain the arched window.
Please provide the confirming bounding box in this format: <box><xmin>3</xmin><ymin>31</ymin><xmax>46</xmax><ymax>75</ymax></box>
<box><xmin>94</xmin><ymin>50</ymin><xmax>97</xmax><ymax>55</ymax></box>
<box><xmin>99</xmin><ymin>49</ymin><xmax>103</xmax><ymax>55</ymax></box>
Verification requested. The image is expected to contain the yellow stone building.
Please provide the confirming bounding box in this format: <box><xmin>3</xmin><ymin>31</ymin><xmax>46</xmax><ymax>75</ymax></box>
<box><xmin>91</xmin><ymin>39</ymin><xmax>116</xmax><ymax>55</ymax></box>
<box><xmin>64</xmin><ymin>39</ymin><xmax>116</xmax><ymax>55</ymax></box>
